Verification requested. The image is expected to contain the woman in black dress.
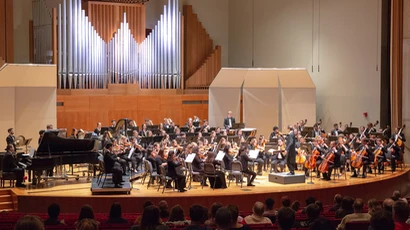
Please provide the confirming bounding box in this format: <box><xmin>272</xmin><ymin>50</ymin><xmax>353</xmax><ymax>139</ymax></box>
<box><xmin>167</xmin><ymin>151</ymin><xmax>187</xmax><ymax>192</ymax></box>
<box><xmin>205</xmin><ymin>152</ymin><xmax>227</xmax><ymax>189</ymax></box>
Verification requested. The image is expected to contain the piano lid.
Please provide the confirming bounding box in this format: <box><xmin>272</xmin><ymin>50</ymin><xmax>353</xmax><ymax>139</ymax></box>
<box><xmin>37</xmin><ymin>131</ymin><xmax>97</xmax><ymax>154</ymax></box>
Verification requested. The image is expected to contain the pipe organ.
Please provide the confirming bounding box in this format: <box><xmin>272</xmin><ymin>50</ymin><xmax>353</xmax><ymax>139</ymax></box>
<box><xmin>57</xmin><ymin>0</ymin><xmax>182</xmax><ymax>89</ymax></box>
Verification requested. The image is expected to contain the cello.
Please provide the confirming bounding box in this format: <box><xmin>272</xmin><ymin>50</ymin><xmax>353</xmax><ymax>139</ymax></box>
<box><xmin>351</xmin><ymin>147</ymin><xmax>367</xmax><ymax>169</ymax></box>
<box><xmin>318</xmin><ymin>148</ymin><xmax>335</xmax><ymax>173</ymax></box>
<box><xmin>304</xmin><ymin>145</ymin><xmax>321</xmax><ymax>170</ymax></box>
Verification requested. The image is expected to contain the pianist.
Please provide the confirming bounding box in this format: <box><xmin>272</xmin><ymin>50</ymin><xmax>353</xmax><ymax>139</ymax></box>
<box><xmin>3</xmin><ymin>144</ymin><xmax>25</xmax><ymax>187</ymax></box>
<box><xmin>104</xmin><ymin>143</ymin><xmax>124</xmax><ymax>188</ymax></box>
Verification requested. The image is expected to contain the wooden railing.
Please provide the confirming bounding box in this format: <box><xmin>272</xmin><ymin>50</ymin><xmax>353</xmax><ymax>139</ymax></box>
<box><xmin>84</xmin><ymin>1</ymin><xmax>146</xmax><ymax>43</ymax></box>
<box><xmin>185</xmin><ymin>45</ymin><xmax>221</xmax><ymax>89</ymax></box>
<box><xmin>183</xmin><ymin>5</ymin><xmax>220</xmax><ymax>87</ymax></box>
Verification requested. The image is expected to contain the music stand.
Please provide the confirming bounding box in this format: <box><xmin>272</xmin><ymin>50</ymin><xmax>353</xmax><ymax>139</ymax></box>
<box><xmin>300</xmin><ymin>143</ymin><xmax>314</xmax><ymax>184</ymax></box>
<box><xmin>232</xmin><ymin>123</ymin><xmax>245</xmax><ymax>129</ymax></box>
<box><xmin>185</xmin><ymin>153</ymin><xmax>196</xmax><ymax>163</ymax></box>
<box><xmin>24</xmin><ymin>138</ymin><xmax>32</xmax><ymax>154</ymax></box>
<box><xmin>249</xmin><ymin>150</ymin><xmax>259</xmax><ymax>160</ymax></box>
<box><xmin>193</xmin><ymin>121</ymin><xmax>200</xmax><ymax>127</ymax></box>
<box><xmin>345</xmin><ymin>127</ymin><xmax>359</xmax><ymax>134</ymax></box>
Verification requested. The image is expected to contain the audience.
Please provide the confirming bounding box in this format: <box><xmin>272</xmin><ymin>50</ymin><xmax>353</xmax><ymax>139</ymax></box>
<box><xmin>315</xmin><ymin>201</ymin><xmax>324</xmax><ymax>213</ymax></box>
<box><xmin>299</xmin><ymin>204</ymin><xmax>321</xmax><ymax>228</ymax></box>
<box><xmin>214</xmin><ymin>208</ymin><xmax>232</xmax><ymax>230</ymax></box>
<box><xmin>281</xmin><ymin>196</ymin><xmax>291</xmax><ymax>208</ymax></box>
<box><xmin>263</xmin><ymin>198</ymin><xmax>277</xmax><ymax>223</ymax></box>
<box><xmin>76</xmin><ymin>205</ymin><xmax>99</xmax><ymax>226</ymax></box>
<box><xmin>131</xmin><ymin>205</ymin><xmax>169</xmax><ymax>230</ymax></box>
<box><xmin>226</xmin><ymin>204</ymin><xmax>251</xmax><ymax>230</ymax></box>
<box><xmin>310</xmin><ymin>218</ymin><xmax>336</xmax><ymax>230</ymax></box>
<box><xmin>44</xmin><ymin>203</ymin><xmax>65</xmax><ymax>225</ymax></box>
<box><xmin>383</xmin><ymin>198</ymin><xmax>395</xmax><ymax>217</ymax></box>
<box><xmin>337</xmin><ymin>198</ymin><xmax>370</xmax><ymax>230</ymax></box>
<box><xmin>205</xmin><ymin>202</ymin><xmax>222</xmax><ymax>227</ymax></box>
<box><xmin>301</xmin><ymin>197</ymin><xmax>316</xmax><ymax>214</ymax></box>
<box><xmin>184</xmin><ymin>205</ymin><xmax>208</xmax><ymax>230</ymax></box>
<box><xmin>277</xmin><ymin>207</ymin><xmax>295</xmax><ymax>230</ymax></box>
<box><xmin>159</xmin><ymin>200</ymin><xmax>170</xmax><ymax>220</ymax></box>
<box><xmin>167</xmin><ymin>205</ymin><xmax>190</xmax><ymax>225</ymax></box>
<box><xmin>393</xmin><ymin>200</ymin><xmax>410</xmax><ymax>230</ymax></box>
<box><xmin>392</xmin><ymin>190</ymin><xmax>402</xmax><ymax>201</ymax></box>
<box><xmin>77</xmin><ymin>218</ymin><xmax>99</xmax><ymax>230</ymax></box>
<box><xmin>290</xmin><ymin>201</ymin><xmax>301</xmax><ymax>214</ymax></box>
<box><xmin>106</xmin><ymin>202</ymin><xmax>128</xmax><ymax>224</ymax></box>
<box><xmin>244</xmin><ymin>201</ymin><xmax>272</xmax><ymax>224</ymax></box>
<box><xmin>335</xmin><ymin>196</ymin><xmax>354</xmax><ymax>219</ymax></box>
<box><xmin>329</xmin><ymin>194</ymin><xmax>343</xmax><ymax>212</ymax></box>
<box><xmin>369</xmin><ymin>210</ymin><xmax>395</xmax><ymax>230</ymax></box>
<box><xmin>134</xmin><ymin>200</ymin><xmax>154</xmax><ymax>225</ymax></box>
<box><xmin>367</xmin><ymin>198</ymin><xmax>382</xmax><ymax>215</ymax></box>
<box><xmin>15</xmin><ymin>215</ymin><xmax>44</xmax><ymax>230</ymax></box>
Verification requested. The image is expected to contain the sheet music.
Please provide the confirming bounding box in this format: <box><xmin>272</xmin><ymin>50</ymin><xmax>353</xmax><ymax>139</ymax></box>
<box><xmin>249</xmin><ymin>150</ymin><xmax>259</xmax><ymax>159</ymax></box>
<box><xmin>185</xmin><ymin>153</ymin><xmax>196</xmax><ymax>163</ymax></box>
<box><xmin>216</xmin><ymin>151</ymin><xmax>225</xmax><ymax>161</ymax></box>
<box><xmin>128</xmin><ymin>147</ymin><xmax>135</xmax><ymax>159</ymax></box>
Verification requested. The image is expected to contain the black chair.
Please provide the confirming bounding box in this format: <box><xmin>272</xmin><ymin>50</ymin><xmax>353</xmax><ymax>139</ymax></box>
<box><xmin>227</xmin><ymin>161</ymin><xmax>244</xmax><ymax>188</ymax></box>
<box><xmin>203</xmin><ymin>163</ymin><xmax>218</xmax><ymax>190</ymax></box>
<box><xmin>0</xmin><ymin>171</ymin><xmax>16</xmax><ymax>188</ymax></box>
<box><xmin>186</xmin><ymin>162</ymin><xmax>203</xmax><ymax>190</ymax></box>
<box><xmin>145</xmin><ymin>160</ymin><xmax>160</xmax><ymax>189</ymax></box>
<box><xmin>157</xmin><ymin>166</ymin><xmax>177</xmax><ymax>194</ymax></box>
<box><xmin>97</xmin><ymin>158</ymin><xmax>113</xmax><ymax>188</ymax></box>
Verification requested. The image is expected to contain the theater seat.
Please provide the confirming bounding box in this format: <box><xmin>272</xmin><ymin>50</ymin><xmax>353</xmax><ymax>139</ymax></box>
<box><xmin>345</xmin><ymin>221</ymin><xmax>370</xmax><ymax>230</ymax></box>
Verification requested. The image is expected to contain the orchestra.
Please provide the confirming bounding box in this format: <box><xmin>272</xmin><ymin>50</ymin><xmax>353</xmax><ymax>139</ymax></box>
<box><xmin>2</xmin><ymin>112</ymin><xmax>407</xmax><ymax>190</ymax></box>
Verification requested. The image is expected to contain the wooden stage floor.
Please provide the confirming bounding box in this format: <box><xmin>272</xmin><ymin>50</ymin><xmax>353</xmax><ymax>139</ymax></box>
<box><xmin>11</xmin><ymin>167</ymin><xmax>410</xmax><ymax>213</ymax></box>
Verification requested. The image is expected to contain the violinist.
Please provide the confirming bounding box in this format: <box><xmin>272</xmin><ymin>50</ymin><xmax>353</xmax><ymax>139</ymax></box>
<box><xmin>129</xmin><ymin>137</ymin><xmax>143</xmax><ymax>172</ymax></box>
<box><xmin>166</xmin><ymin>150</ymin><xmax>187</xmax><ymax>192</ymax></box>
<box><xmin>322</xmin><ymin>141</ymin><xmax>341</xmax><ymax>181</ymax></box>
<box><xmin>191</xmin><ymin>146</ymin><xmax>207</xmax><ymax>186</ymax></box>
<box><xmin>248</xmin><ymin>138</ymin><xmax>264</xmax><ymax>175</ymax></box>
<box><xmin>258</xmin><ymin>135</ymin><xmax>270</xmax><ymax>171</ymax></box>
<box><xmin>204</xmin><ymin>151</ymin><xmax>227</xmax><ymax>189</ymax></box>
<box><xmin>210</xmin><ymin>131</ymin><xmax>217</xmax><ymax>144</ymax></box>
<box><xmin>223</xmin><ymin>145</ymin><xmax>233</xmax><ymax>170</ymax></box>
<box><xmin>269</xmin><ymin>126</ymin><xmax>280</xmax><ymax>140</ymax></box>
<box><xmin>312</xmin><ymin>124</ymin><xmax>321</xmax><ymax>138</ymax></box>
<box><xmin>238</xmin><ymin>147</ymin><xmax>256</xmax><ymax>186</ymax></box>
<box><xmin>271</xmin><ymin>138</ymin><xmax>286</xmax><ymax>173</ymax></box>
<box><xmin>237</xmin><ymin>129</ymin><xmax>246</xmax><ymax>143</ymax></box>
<box><xmin>200</xmin><ymin>119</ymin><xmax>210</xmax><ymax>132</ymax></box>
<box><xmin>385</xmin><ymin>137</ymin><xmax>401</xmax><ymax>172</ymax></box>
<box><xmin>373</xmin><ymin>138</ymin><xmax>386</xmax><ymax>174</ymax></box>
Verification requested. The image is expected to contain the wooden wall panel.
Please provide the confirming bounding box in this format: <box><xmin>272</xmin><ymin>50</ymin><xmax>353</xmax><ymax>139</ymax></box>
<box><xmin>86</xmin><ymin>1</ymin><xmax>146</xmax><ymax>43</ymax></box>
<box><xmin>0</xmin><ymin>0</ymin><xmax>13</xmax><ymax>63</ymax></box>
<box><xmin>57</xmin><ymin>94</ymin><xmax>208</xmax><ymax>131</ymax></box>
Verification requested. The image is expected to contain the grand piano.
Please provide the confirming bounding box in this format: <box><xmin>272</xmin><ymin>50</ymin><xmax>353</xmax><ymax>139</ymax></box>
<box><xmin>26</xmin><ymin>131</ymin><xmax>100</xmax><ymax>185</ymax></box>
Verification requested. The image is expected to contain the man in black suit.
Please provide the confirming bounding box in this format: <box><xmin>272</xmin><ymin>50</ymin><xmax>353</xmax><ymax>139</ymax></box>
<box><xmin>223</xmin><ymin>111</ymin><xmax>236</xmax><ymax>129</ymax></box>
<box><xmin>103</xmin><ymin>143</ymin><xmax>123</xmax><ymax>188</ymax></box>
<box><xmin>6</xmin><ymin>128</ymin><xmax>16</xmax><ymax>150</ymax></box>
<box><xmin>94</xmin><ymin>122</ymin><xmax>102</xmax><ymax>136</ymax></box>
<box><xmin>269</xmin><ymin>126</ymin><xmax>279</xmax><ymax>140</ymax></box>
<box><xmin>2</xmin><ymin>144</ymin><xmax>25</xmax><ymax>187</ymax></box>
<box><xmin>238</xmin><ymin>147</ymin><xmax>256</xmax><ymax>186</ymax></box>
<box><xmin>331</xmin><ymin>123</ymin><xmax>341</xmax><ymax>136</ymax></box>
<box><xmin>285</xmin><ymin>126</ymin><xmax>296</xmax><ymax>175</ymax></box>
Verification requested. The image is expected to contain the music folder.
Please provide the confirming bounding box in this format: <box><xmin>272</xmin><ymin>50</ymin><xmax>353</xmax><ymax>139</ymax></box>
<box><xmin>216</xmin><ymin>151</ymin><xmax>225</xmax><ymax>161</ymax></box>
<box><xmin>249</xmin><ymin>150</ymin><xmax>259</xmax><ymax>159</ymax></box>
<box><xmin>185</xmin><ymin>153</ymin><xmax>196</xmax><ymax>163</ymax></box>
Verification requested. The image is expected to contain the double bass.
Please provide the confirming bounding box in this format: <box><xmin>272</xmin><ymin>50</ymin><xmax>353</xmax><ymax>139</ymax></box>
<box><xmin>318</xmin><ymin>149</ymin><xmax>335</xmax><ymax>173</ymax></box>
<box><xmin>395</xmin><ymin>124</ymin><xmax>406</xmax><ymax>147</ymax></box>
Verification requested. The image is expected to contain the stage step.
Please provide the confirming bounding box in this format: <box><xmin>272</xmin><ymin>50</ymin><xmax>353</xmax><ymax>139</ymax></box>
<box><xmin>0</xmin><ymin>195</ymin><xmax>11</xmax><ymax>203</ymax></box>
<box><xmin>0</xmin><ymin>201</ymin><xmax>13</xmax><ymax>211</ymax></box>
<box><xmin>0</xmin><ymin>189</ymin><xmax>11</xmax><ymax>196</ymax></box>
<box><xmin>268</xmin><ymin>172</ymin><xmax>306</xmax><ymax>184</ymax></box>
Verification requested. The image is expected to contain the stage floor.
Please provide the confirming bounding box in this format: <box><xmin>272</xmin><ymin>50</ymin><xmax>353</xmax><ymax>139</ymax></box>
<box><xmin>11</xmin><ymin>167</ymin><xmax>410</xmax><ymax>213</ymax></box>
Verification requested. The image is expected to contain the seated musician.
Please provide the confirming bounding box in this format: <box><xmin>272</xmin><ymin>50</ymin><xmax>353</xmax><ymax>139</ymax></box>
<box><xmin>322</xmin><ymin>141</ymin><xmax>342</xmax><ymax>181</ymax></box>
<box><xmin>314</xmin><ymin>139</ymin><xmax>327</xmax><ymax>178</ymax></box>
<box><xmin>271</xmin><ymin>139</ymin><xmax>286</xmax><ymax>173</ymax></box>
<box><xmin>210</xmin><ymin>131</ymin><xmax>217</xmax><ymax>144</ymax></box>
<box><xmin>128</xmin><ymin>137</ymin><xmax>142</xmax><ymax>172</ymax></box>
<box><xmin>393</xmin><ymin>126</ymin><xmax>406</xmax><ymax>153</ymax></box>
<box><xmin>351</xmin><ymin>138</ymin><xmax>373</xmax><ymax>178</ymax></box>
<box><xmin>191</xmin><ymin>146</ymin><xmax>207</xmax><ymax>186</ymax></box>
<box><xmin>166</xmin><ymin>150</ymin><xmax>187</xmax><ymax>192</ymax></box>
<box><xmin>385</xmin><ymin>137</ymin><xmax>401</xmax><ymax>172</ymax></box>
<box><xmin>112</xmin><ymin>139</ymin><xmax>128</xmax><ymax>175</ymax></box>
<box><xmin>248</xmin><ymin>138</ymin><xmax>264</xmax><ymax>175</ymax></box>
<box><xmin>331</xmin><ymin>123</ymin><xmax>342</xmax><ymax>136</ymax></box>
<box><xmin>236</xmin><ymin>129</ymin><xmax>246</xmax><ymax>143</ymax></box>
<box><xmin>103</xmin><ymin>143</ymin><xmax>123</xmax><ymax>188</ymax></box>
<box><xmin>269</xmin><ymin>126</ymin><xmax>280</xmax><ymax>140</ymax></box>
<box><xmin>94</xmin><ymin>122</ymin><xmax>102</xmax><ymax>136</ymax></box>
<box><xmin>223</xmin><ymin>145</ymin><xmax>234</xmax><ymax>170</ymax></box>
<box><xmin>204</xmin><ymin>151</ymin><xmax>227</xmax><ymax>189</ymax></box>
<box><xmin>3</xmin><ymin>144</ymin><xmax>25</xmax><ymax>187</ymax></box>
<box><xmin>312</xmin><ymin>125</ymin><xmax>321</xmax><ymax>138</ymax></box>
<box><xmin>101</xmin><ymin>131</ymin><xmax>111</xmax><ymax>149</ymax></box>
<box><xmin>110</xmin><ymin>120</ymin><xmax>116</xmax><ymax>128</ymax></box>
<box><xmin>146</xmin><ymin>148</ymin><xmax>166</xmax><ymax>183</ymax></box>
<box><xmin>200</xmin><ymin>119</ymin><xmax>210</xmax><ymax>132</ymax></box>
<box><xmin>185</xmin><ymin>117</ymin><xmax>193</xmax><ymax>128</ymax></box>
<box><xmin>69</xmin><ymin>128</ymin><xmax>78</xmax><ymax>139</ymax></box>
<box><xmin>139</xmin><ymin>124</ymin><xmax>148</xmax><ymax>137</ymax></box>
<box><xmin>373</xmin><ymin>138</ymin><xmax>386</xmax><ymax>174</ymax></box>
<box><xmin>215</xmin><ymin>127</ymin><xmax>222</xmax><ymax>135</ymax></box>
<box><xmin>238</xmin><ymin>147</ymin><xmax>256</xmax><ymax>186</ymax></box>
<box><xmin>144</xmin><ymin>118</ymin><xmax>153</xmax><ymax>126</ymax></box>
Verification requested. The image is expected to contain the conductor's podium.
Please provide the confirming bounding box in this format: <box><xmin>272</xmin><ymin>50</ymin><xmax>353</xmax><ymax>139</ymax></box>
<box><xmin>268</xmin><ymin>172</ymin><xmax>305</xmax><ymax>185</ymax></box>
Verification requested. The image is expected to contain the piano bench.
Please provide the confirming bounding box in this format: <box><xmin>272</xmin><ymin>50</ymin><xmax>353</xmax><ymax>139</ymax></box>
<box><xmin>0</xmin><ymin>171</ymin><xmax>16</xmax><ymax>188</ymax></box>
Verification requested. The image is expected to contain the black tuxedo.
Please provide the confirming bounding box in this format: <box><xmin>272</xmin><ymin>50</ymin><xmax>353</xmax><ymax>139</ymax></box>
<box><xmin>224</xmin><ymin>117</ymin><xmax>236</xmax><ymax>129</ymax></box>
<box><xmin>285</xmin><ymin>130</ymin><xmax>296</xmax><ymax>173</ymax></box>
<box><xmin>2</xmin><ymin>151</ymin><xmax>24</xmax><ymax>185</ymax></box>
<box><xmin>103</xmin><ymin>150</ymin><xmax>123</xmax><ymax>185</ymax></box>
<box><xmin>239</xmin><ymin>154</ymin><xmax>256</xmax><ymax>185</ymax></box>
<box><xmin>6</xmin><ymin>135</ymin><xmax>16</xmax><ymax>149</ymax></box>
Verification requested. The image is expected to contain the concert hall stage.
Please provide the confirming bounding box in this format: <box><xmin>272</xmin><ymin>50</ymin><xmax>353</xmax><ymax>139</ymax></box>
<box><xmin>11</xmin><ymin>167</ymin><xmax>410</xmax><ymax>213</ymax></box>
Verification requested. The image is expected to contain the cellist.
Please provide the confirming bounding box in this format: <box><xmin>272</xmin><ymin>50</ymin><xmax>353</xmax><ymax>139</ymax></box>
<box><xmin>373</xmin><ymin>138</ymin><xmax>386</xmax><ymax>174</ymax></box>
<box><xmin>352</xmin><ymin>138</ymin><xmax>373</xmax><ymax>178</ymax></box>
<box><xmin>315</xmin><ymin>138</ymin><xmax>327</xmax><ymax>178</ymax></box>
<box><xmin>321</xmin><ymin>141</ymin><xmax>342</xmax><ymax>181</ymax></box>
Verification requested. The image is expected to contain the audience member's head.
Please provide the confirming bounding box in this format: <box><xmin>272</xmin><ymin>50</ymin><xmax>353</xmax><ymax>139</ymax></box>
<box><xmin>76</xmin><ymin>219</ymin><xmax>99</xmax><ymax>230</ymax></box>
<box><xmin>169</xmin><ymin>205</ymin><xmax>185</xmax><ymax>222</ymax></box>
<box><xmin>309</xmin><ymin>218</ymin><xmax>335</xmax><ymax>230</ymax></box>
<box><xmin>393</xmin><ymin>200</ymin><xmax>409</xmax><ymax>223</ymax></box>
<box><xmin>340</xmin><ymin>196</ymin><xmax>354</xmax><ymax>211</ymax></box>
<box><xmin>315</xmin><ymin>201</ymin><xmax>324</xmax><ymax>213</ymax></box>
<box><xmin>306</xmin><ymin>204</ymin><xmax>321</xmax><ymax>221</ymax></box>
<box><xmin>140</xmin><ymin>205</ymin><xmax>161</xmax><ymax>230</ymax></box>
<box><xmin>143</xmin><ymin>200</ymin><xmax>153</xmax><ymax>209</ymax></box>
<box><xmin>265</xmin><ymin>198</ymin><xmax>275</xmax><ymax>211</ymax></box>
<box><xmin>189</xmin><ymin>204</ymin><xmax>206</xmax><ymax>224</ymax></box>
<box><xmin>15</xmin><ymin>215</ymin><xmax>44</xmax><ymax>230</ymax></box>
<box><xmin>108</xmin><ymin>203</ymin><xmax>122</xmax><ymax>220</ymax></box>
<box><xmin>368</xmin><ymin>198</ymin><xmax>382</xmax><ymax>215</ymax></box>
<box><xmin>215</xmin><ymin>207</ymin><xmax>232</xmax><ymax>230</ymax></box>
<box><xmin>211</xmin><ymin>202</ymin><xmax>223</xmax><ymax>219</ymax></box>
<box><xmin>353</xmin><ymin>198</ymin><xmax>364</xmax><ymax>213</ymax></box>
<box><xmin>305</xmin><ymin>197</ymin><xmax>316</xmax><ymax>206</ymax></box>
<box><xmin>226</xmin><ymin>204</ymin><xmax>240</xmax><ymax>226</ymax></box>
<box><xmin>158</xmin><ymin>200</ymin><xmax>169</xmax><ymax>219</ymax></box>
<box><xmin>277</xmin><ymin>207</ymin><xmax>295</xmax><ymax>230</ymax></box>
<box><xmin>252</xmin><ymin>201</ymin><xmax>265</xmax><ymax>217</ymax></box>
<box><xmin>392</xmin><ymin>190</ymin><xmax>401</xmax><ymax>201</ymax></box>
<box><xmin>281</xmin><ymin>196</ymin><xmax>291</xmax><ymax>208</ymax></box>
<box><xmin>370</xmin><ymin>210</ymin><xmax>395</xmax><ymax>230</ymax></box>
<box><xmin>47</xmin><ymin>203</ymin><xmax>60</xmax><ymax>219</ymax></box>
<box><xmin>383</xmin><ymin>198</ymin><xmax>394</xmax><ymax>215</ymax></box>
<box><xmin>291</xmin><ymin>201</ymin><xmax>300</xmax><ymax>212</ymax></box>
<box><xmin>333</xmin><ymin>194</ymin><xmax>342</xmax><ymax>205</ymax></box>
<box><xmin>78</xmin><ymin>205</ymin><xmax>95</xmax><ymax>222</ymax></box>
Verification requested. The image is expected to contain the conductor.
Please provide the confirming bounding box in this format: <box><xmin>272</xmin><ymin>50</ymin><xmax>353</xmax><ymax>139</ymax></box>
<box><xmin>103</xmin><ymin>143</ymin><xmax>124</xmax><ymax>188</ymax></box>
<box><xmin>285</xmin><ymin>125</ymin><xmax>296</xmax><ymax>175</ymax></box>
<box><xmin>223</xmin><ymin>111</ymin><xmax>236</xmax><ymax>129</ymax></box>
